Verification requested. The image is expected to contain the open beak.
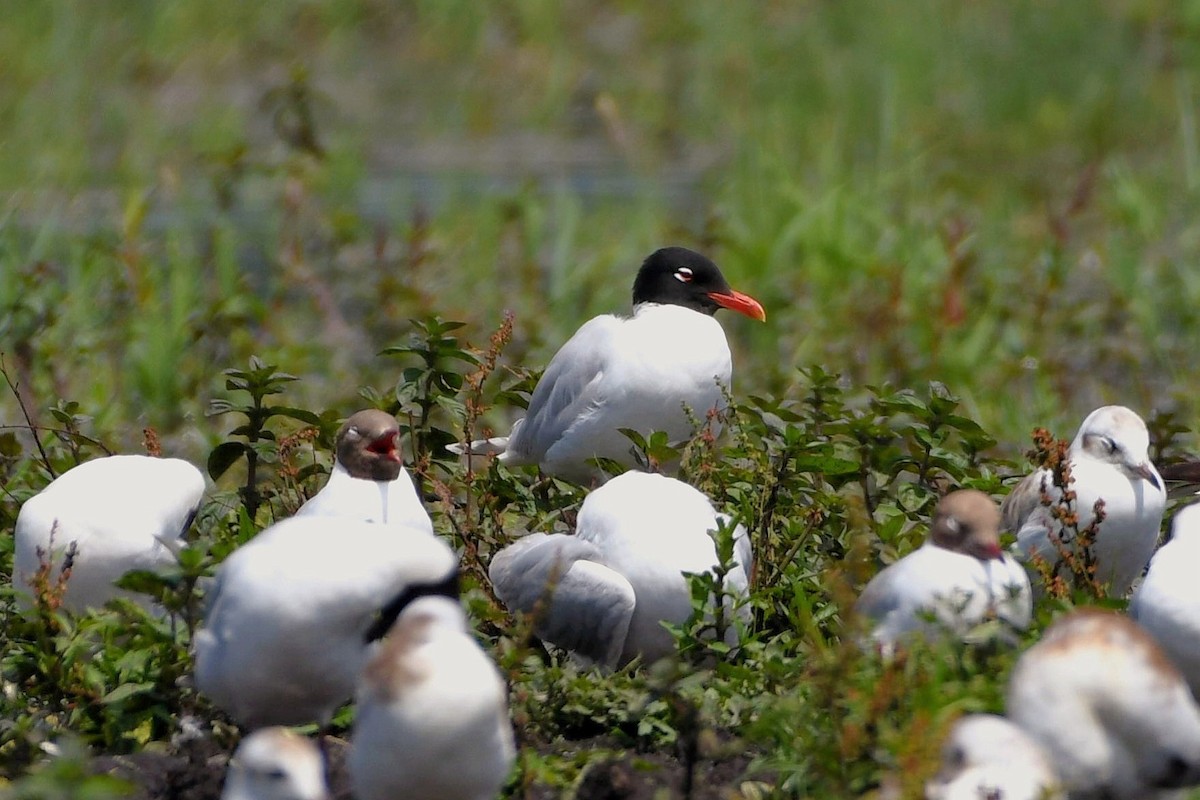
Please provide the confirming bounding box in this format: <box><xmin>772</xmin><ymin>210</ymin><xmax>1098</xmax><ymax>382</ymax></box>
<box><xmin>367</xmin><ymin>431</ymin><xmax>402</xmax><ymax>463</ymax></box>
<box><xmin>1132</xmin><ymin>461</ymin><xmax>1162</xmax><ymax>491</ymax></box>
<box><xmin>970</xmin><ymin>539</ymin><xmax>1004</xmax><ymax>561</ymax></box>
<box><xmin>708</xmin><ymin>290</ymin><xmax>767</xmax><ymax>321</ymax></box>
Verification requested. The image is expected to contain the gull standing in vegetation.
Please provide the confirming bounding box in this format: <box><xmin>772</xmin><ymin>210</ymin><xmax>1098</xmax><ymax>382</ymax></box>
<box><xmin>14</xmin><ymin>454</ymin><xmax>205</xmax><ymax>612</ymax></box>
<box><xmin>1130</xmin><ymin>502</ymin><xmax>1200</xmax><ymax>698</ymax></box>
<box><xmin>194</xmin><ymin>516</ymin><xmax>457</xmax><ymax>729</ymax></box>
<box><xmin>349</xmin><ymin>595</ymin><xmax>515</xmax><ymax>800</ymax></box>
<box><xmin>1007</xmin><ymin>609</ymin><xmax>1200</xmax><ymax>799</ymax></box>
<box><xmin>449</xmin><ymin>247</ymin><xmax>766</xmax><ymax>483</ymax></box>
<box><xmin>296</xmin><ymin>409</ymin><xmax>432</xmax><ymax>532</ymax></box>
<box><xmin>488</xmin><ymin>470</ymin><xmax>751</xmax><ymax>668</ymax></box>
<box><xmin>221</xmin><ymin>727</ymin><xmax>329</xmax><ymax>800</ymax></box>
<box><xmin>1002</xmin><ymin>405</ymin><xmax>1165</xmax><ymax>597</ymax></box>
<box><xmin>925</xmin><ymin>714</ymin><xmax>1062</xmax><ymax>800</ymax></box>
<box><xmin>855</xmin><ymin>489</ymin><xmax>1032</xmax><ymax>651</ymax></box>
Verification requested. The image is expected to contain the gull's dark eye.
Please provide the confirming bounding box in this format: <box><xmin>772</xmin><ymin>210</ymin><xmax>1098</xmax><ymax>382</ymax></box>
<box><xmin>674</xmin><ymin>267</ymin><xmax>693</xmax><ymax>283</ymax></box>
<box><xmin>1103</xmin><ymin>436</ymin><xmax>1117</xmax><ymax>454</ymax></box>
<box><xmin>265</xmin><ymin>768</ymin><xmax>287</xmax><ymax>781</ymax></box>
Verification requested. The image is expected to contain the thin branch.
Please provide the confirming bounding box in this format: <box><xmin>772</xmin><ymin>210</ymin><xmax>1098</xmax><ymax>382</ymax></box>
<box><xmin>0</xmin><ymin>354</ymin><xmax>56</xmax><ymax>477</ymax></box>
<box><xmin>0</xmin><ymin>424</ymin><xmax>113</xmax><ymax>455</ymax></box>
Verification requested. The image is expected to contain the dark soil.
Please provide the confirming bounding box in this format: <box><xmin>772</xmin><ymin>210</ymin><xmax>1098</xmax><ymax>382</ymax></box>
<box><xmin>89</xmin><ymin>733</ymin><xmax>760</xmax><ymax>800</ymax></box>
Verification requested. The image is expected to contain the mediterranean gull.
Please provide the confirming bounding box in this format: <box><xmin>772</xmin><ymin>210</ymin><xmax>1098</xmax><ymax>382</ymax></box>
<box><xmin>488</xmin><ymin>470</ymin><xmax>752</xmax><ymax>668</ymax></box>
<box><xmin>450</xmin><ymin>247</ymin><xmax>766</xmax><ymax>483</ymax></box>
<box><xmin>14</xmin><ymin>454</ymin><xmax>205</xmax><ymax>612</ymax></box>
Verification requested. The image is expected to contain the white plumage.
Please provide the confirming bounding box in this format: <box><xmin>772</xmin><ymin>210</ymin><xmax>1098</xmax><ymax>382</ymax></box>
<box><xmin>451</xmin><ymin>247</ymin><xmax>765</xmax><ymax>483</ymax></box>
<box><xmin>1007</xmin><ymin>609</ymin><xmax>1200</xmax><ymax>798</ymax></box>
<box><xmin>221</xmin><ymin>727</ymin><xmax>328</xmax><ymax>800</ymax></box>
<box><xmin>193</xmin><ymin>516</ymin><xmax>457</xmax><ymax>728</ymax></box>
<box><xmin>14</xmin><ymin>454</ymin><xmax>205</xmax><ymax>612</ymax></box>
<box><xmin>349</xmin><ymin>596</ymin><xmax>515</xmax><ymax>800</ymax></box>
<box><xmin>1003</xmin><ymin>405</ymin><xmax>1165</xmax><ymax>597</ymax></box>
<box><xmin>489</xmin><ymin>471</ymin><xmax>752</xmax><ymax>667</ymax></box>
<box><xmin>1130</xmin><ymin>502</ymin><xmax>1200</xmax><ymax>698</ymax></box>
<box><xmin>925</xmin><ymin>714</ymin><xmax>1061</xmax><ymax>800</ymax></box>
<box><xmin>856</xmin><ymin>490</ymin><xmax>1032</xmax><ymax>651</ymax></box>
<box><xmin>296</xmin><ymin>409</ymin><xmax>432</xmax><ymax>531</ymax></box>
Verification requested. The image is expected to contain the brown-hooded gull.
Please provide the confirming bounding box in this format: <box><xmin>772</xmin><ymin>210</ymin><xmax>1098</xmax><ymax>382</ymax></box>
<box><xmin>296</xmin><ymin>409</ymin><xmax>431</xmax><ymax>532</ymax></box>
<box><xmin>925</xmin><ymin>714</ymin><xmax>1062</xmax><ymax>800</ymax></box>
<box><xmin>221</xmin><ymin>727</ymin><xmax>329</xmax><ymax>800</ymax></box>
<box><xmin>449</xmin><ymin>247</ymin><xmax>766</xmax><ymax>483</ymax></box>
<box><xmin>193</xmin><ymin>516</ymin><xmax>457</xmax><ymax>729</ymax></box>
<box><xmin>349</xmin><ymin>595</ymin><xmax>515</xmax><ymax>800</ymax></box>
<box><xmin>856</xmin><ymin>490</ymin><xmax>1032</xmax><ymax>651</ymax></box>
<box><xmin>1002</xmin><ymin>405</ymin><xmax>1165</xmax><ymax>597</ymax></box>
<box><xmin>1007</xmin><ymin>609</ymin><xmax>1200</xmax><ymax>799</ymax></box>
<box><xmin>488</xmin><ymin>470</ymin><xmax>752</xmax><ymax>668</ymax></box>
<box><xmin>1130</xmin><ymin>502</ymin><xmax>1200</xmax><ymax>698</ymax></box>
<box><xmin>14</xmin><ymin>454</ymin><xmax>205</xmax><ymax>612</ymax></box>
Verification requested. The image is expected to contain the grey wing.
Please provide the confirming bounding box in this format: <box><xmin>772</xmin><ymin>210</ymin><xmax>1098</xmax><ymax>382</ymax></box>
<box><xmin>855</xmin><ymin>567</ymin><xmax>901</xmax><ymax>623</ymax></box>
<box><xmin>504</xmin><ymin>316</ymin><xmax>620</xmax><ymax>462</ymax></box>
<box><xmin>1001</xmin><ymin>469</ymin><xmax>1052</xmax><ymax>534</ymax></box>
<box><xmin>489</xmin><ymin>532</ymin><xmax>635</xmax><ymax>667</ymax></box>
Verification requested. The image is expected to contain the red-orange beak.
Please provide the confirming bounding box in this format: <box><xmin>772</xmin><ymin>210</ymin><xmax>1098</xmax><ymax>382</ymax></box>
<box><xmin>708</xmin><ymin>290</ymin><xmax>766</xmax><ymax>321</ymax></box>
<box><xmin>367</xmin><ymin>431</ymin><xmax>402</xmax><ymax>462</ymax></box>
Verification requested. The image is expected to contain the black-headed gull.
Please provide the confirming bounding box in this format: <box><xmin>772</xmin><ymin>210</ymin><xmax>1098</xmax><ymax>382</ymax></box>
<box><xmin>488</xmin><ymin>470</ymin><xmax>751</xmax><ymax>667</ymax></box>
<box><xmin>1002</xmin><ymin>405</ymin><xmax>1165</xmax><ymax>597</ymax></box>
<box><xmin>297</xmin><ymin>409</ymin><xmax>431</xmax><ymax>532</ymax></box>
<box><xmin>451</xmin><ymin>247</ymin><xmax>766</xmax><ymax>483</ymax></box>
<box><xmin>855</xmin><ymin>490</ymin><xmax>1032</xmax><ymax>651</ymax></box>
<box><xmin>194</xmin><ymin>516</ymin><xmax>457</xmax><ymax>728</ymax></box>
<box><xmin>925</xmin><ymin>714</ymin><xmax>1061</xmax><ymax>800</ymax></box>
<box><xmin>349</xmin><ymin>595</ymin><xmax>515</xmax><ymax>800</ymax></box>
<box><xmin>1130</xmin><ymin>503</ymin><xmax>1200</xmax><ymax>697</ymax></box>
<box><xmin>1007</xmin><ymin>609</ymin><xmax>1200</xmax><ymax>799</ymax></box>
<box><xmin>221</xmin><ymin>727</ymin><xmax>329</xmax><ymax>800</ymax></box>
<box><xmin>14</xmin><ymin>455</ymin><xmax>205</xmax><ymax>612</ymax></box>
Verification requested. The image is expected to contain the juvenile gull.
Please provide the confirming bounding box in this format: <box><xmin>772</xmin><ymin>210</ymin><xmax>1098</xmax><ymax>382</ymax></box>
<box><xmin>349</xmin><ymin>595</ymin><xmax>515</xmax><ymax>800</ymax></box>
<box><xmin>450</xmin><ymin>247</ymin><xmax>766</xmax><ymax>483</ymax></box>
<box><xmin>1002</xmin><ymin>405</ymin><xmax>1165</xmax><ymax>597</ymax></box>
<box><xmin>489</xmin><ymin>471</ymin><xmax>752</xmax><ymax>668</ymax></box>
<box><xmin>221</xmin><ymin>727</ymin><xmax>328</xmax><ymax>800</ymax></box>
<box><xmin>14</xmin><ymin>454</ymin><xmax>205</xmax><ymax>612</ymax></box>
<box><xmin>856</xmin><ymin>489</ymin><xmax>1032</xmax><ymax>651</ymax></box>
<box><xmin>925</xmin><ymin>714</ymin><xmax>1061</xmax><ymax>800</ymax></box>
<box><xmin>1007</xmin><ymin>609</ymin><xmax>1200</xmax><ymax>799</ymax></box>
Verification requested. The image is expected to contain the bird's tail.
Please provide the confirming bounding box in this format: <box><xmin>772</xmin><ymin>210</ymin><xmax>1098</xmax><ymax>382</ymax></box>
<box><xmin>446</xmin><ymin>437</ymin><xmax>510</xmax><ymax>457</ymax></box>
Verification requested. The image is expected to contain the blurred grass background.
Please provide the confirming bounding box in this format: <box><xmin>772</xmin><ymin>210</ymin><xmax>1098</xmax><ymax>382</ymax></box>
<box><xmin>4</xmin><ymin>0</ymin><xmax>1200</xmax><ymax>458</ymax></box>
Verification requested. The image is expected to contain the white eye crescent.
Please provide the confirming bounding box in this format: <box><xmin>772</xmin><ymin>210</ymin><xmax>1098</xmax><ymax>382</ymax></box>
<box><xmin>674</xmin><ymin>267</ymin><xmax>693</xmax><ymax>283</ymax></box>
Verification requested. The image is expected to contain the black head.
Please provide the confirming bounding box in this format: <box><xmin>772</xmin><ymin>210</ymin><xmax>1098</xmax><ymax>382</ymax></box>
<box><xmin>631</xmin><ymin>247</ymin><xmax>766</xmax><ymax>320</ymax></box>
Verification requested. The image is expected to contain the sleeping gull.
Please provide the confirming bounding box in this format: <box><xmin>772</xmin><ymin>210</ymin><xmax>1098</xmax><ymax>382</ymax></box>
<box><xmin>14</xmin><ymin>454</ymin><xmax>205</xmax><ymax>612</ymax></box>
<box><xmin>488</xmin><ymin>470</ymin><xmax>751</xmax><ymax>668</ymax></box>
<box><xmin>1002</xmin><ymin>405</ymin><xmax>1165</xmax><ymax>597</ymax></box>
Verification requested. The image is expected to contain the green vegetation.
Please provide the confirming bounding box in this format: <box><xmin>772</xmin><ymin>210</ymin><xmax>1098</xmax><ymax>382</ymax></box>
<box><xmin>3</xmin><ymin>1</ymin><xmax>1200</xmax><ymax>797</ymax></box>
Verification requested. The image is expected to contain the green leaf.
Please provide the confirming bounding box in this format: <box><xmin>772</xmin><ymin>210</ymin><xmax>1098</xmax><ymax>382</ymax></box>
<box><xmin>207</xmin><ymin>441</ymin><xmax>246</xmax><ymax>480</ymax></box>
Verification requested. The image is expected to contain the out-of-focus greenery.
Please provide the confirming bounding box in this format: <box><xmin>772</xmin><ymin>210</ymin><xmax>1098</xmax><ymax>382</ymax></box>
<box><xmin>4</xmin><ymin>1</ymin><xmax>1200</xmax><ymax>797</ymax></box>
